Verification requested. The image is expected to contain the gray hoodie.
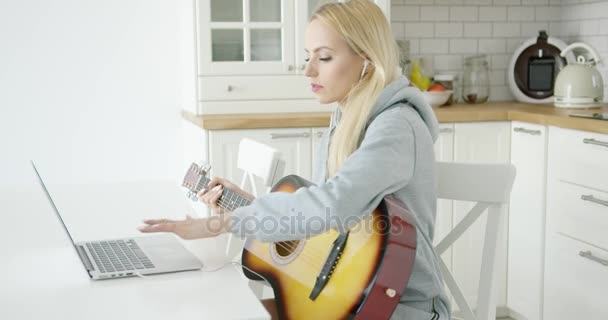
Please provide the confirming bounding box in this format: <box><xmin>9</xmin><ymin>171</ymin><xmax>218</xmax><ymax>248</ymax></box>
<box><xmin>232</xmin><ymin>76</ymin><xmax>450</xmax><ymax>319</ymax></box>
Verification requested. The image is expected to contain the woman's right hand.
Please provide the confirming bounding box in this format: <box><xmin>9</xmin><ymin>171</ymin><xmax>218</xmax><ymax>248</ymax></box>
<box><xmin>198</xmin><ymin>177</ymin><xmax>255</xmax><ymax>214</ymax></box>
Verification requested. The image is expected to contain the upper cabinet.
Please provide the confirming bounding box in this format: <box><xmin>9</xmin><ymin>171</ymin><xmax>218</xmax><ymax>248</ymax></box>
<box><xmin>195</xmin><ymin>0</ymin><xmax>390</xmax><ymax>114</ymax></box>
<box><xmin>197</xmin><ymin>0</ymin><xmax>390</xmax><ymax>76</ymax></box>
<box><xmin>198</xmin><ymin>0</ymin><xmax>297</xmax><ymax>76</ymax></box>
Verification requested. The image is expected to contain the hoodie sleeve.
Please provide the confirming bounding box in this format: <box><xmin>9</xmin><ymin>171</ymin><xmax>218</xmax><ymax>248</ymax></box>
<box><xmin>230</xmin><ymin>106</ymin><xmax>416</xmax><ymax>242</ymax></box>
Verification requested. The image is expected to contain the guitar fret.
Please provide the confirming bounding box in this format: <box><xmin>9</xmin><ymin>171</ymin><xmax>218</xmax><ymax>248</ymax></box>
<box><xmin>234</xmin><ymin>192</ymin><xmax>240</xmax><ymax>211</ymax></box>
<box><xmin>225</xmin><ymin>191</ymin><xmax>233</xmax><ymax>211</ymax></box>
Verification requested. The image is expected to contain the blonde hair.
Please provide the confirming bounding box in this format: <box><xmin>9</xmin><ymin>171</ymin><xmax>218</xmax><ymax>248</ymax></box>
<box><xmin>311</xmin><ymin>0</ymin><xmax>400</xmax><ymax>177</ymax></box>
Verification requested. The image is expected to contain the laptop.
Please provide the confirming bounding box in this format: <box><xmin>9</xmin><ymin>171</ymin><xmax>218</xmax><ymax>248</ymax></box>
<box><xmin>31</xmin><ymin>161</ymin><xmax>203</xmax><ymax>280</ymax></box>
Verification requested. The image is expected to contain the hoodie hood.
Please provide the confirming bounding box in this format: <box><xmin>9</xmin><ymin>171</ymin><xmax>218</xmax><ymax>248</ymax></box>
<box><xmin>329</xmin><ymin>76</ymin><xmax>439</xmax><ymax>142</ymax></box>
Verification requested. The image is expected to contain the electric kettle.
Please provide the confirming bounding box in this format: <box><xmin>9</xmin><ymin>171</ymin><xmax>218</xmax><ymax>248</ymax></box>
<box><xmin>554</xmin><ymin>42</ymin><xmax>604</xmax><ymax>108</ymax></box>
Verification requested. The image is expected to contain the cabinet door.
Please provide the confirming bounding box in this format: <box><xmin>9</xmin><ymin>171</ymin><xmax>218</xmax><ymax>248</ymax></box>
<box><xmin>198</xmin><ymin>0</ymin><xmax>295</xmax><ymax>75</ymax></box>
<box><xmin>544</xmin><ymin>233</ymin><xmax>608</xmax><ymax>320</ymax></box>
<box><xmin>434</xmin><ymin>124</ymin><xmax>455</xmax><ymax>271</ymax></box>
<box><xmin>508</xmin><ymin>122</ymin><xmax>547</xmax><ymax>320</ymax></box>
<box><xmin>452</xmin><ymin>121</ymin><xmax>511</xmax><ymax>311</ymax></box>
<box><xmin>209</xmin><ymin>128</ymin><xmax>312</xmax><ymax>197</ymax></box>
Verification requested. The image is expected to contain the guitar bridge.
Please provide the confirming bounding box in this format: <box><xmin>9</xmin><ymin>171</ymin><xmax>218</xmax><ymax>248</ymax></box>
<box><xmin>309</xmin><ymin>232</ymin><xmax>349</xmax><ymax>301</ymax></box>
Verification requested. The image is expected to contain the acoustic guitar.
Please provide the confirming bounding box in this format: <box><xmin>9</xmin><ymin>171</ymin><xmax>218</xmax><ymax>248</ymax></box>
<box><xmin>182</xmin><ymin>163</ymin><xmax>417</xmax><ymax>319</ymax></box>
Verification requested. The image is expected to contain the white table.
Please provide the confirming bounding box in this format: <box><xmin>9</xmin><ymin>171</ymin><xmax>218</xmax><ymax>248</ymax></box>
<box><xmin>0</xmin><ymin>171</ymin><xmax>269</xmax><ymax>320</ymax></box>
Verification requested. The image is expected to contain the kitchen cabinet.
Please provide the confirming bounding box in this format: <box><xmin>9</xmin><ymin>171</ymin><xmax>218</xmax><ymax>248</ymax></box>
<box><xmin>544</xmin><ymin>126</ymin><xmax>608</xmax><ymax>320</ymax></box>
<box><xmin>451</xmin><ymin>121</ymin><xmax>511</xmax><ymax>314</ymax></box>
<box><xmin>195</xmin><ymin>0</ymin><xmax>390</xmax><ymax>114</ymax></box>
<box><xmin>507</xmin><ymin>121</ymin><xmax>547</xmax><ymax>320</ymax></box>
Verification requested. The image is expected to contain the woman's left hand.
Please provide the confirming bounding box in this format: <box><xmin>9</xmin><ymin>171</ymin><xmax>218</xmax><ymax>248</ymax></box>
<box><xmin>137</xmin><ymin>214</ymin><xmax>231</xmax><ymax>240</ymax></box>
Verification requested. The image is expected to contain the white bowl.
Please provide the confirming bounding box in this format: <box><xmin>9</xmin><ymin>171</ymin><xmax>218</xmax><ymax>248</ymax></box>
<box><xmin>422</xmin><ymin>90</ymin><xmax>453</xmax><ymax>108</ymax></box>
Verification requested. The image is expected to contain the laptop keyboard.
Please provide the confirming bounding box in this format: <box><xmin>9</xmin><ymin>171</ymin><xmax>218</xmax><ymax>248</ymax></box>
<box><xmin>86</xmin><ymin>239</ymin><xmax>155</xmax><ymax>274</ymax></box>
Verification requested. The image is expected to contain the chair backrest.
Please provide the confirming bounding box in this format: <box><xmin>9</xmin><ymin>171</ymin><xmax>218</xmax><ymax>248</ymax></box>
<box><xmin>236</xmin><ymin>138</ymin><xmax>282</xmax><ymax>196</ymax></box>
<box><xmin>434</xmin><ymin>161</ymin><xmax>516</xmax><ymax>320</ymax></box>
<box><xmin>225</xmin><ymin>138</ymin><xmax>282</xmax><ymax>261</ymax></box>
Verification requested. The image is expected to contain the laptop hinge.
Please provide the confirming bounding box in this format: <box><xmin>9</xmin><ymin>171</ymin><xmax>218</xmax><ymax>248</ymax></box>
<box><xmin>76</xmin><ymin>245</ymin><xmax>95</xmax><ymax>273</ymax></box>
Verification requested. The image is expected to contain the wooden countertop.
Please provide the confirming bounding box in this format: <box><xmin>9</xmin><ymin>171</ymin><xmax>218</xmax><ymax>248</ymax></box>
<box><xmin>182</xmin><ymin>102</ymin><xmax>608</xmax><ymax>134</ymax></box>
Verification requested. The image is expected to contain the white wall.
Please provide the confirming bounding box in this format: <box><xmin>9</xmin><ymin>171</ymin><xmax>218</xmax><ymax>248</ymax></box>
<box><xmin>391</xmin><ymin>0</ymin><xmax>608</xmax><ymax>102</ymax></box>
<box><xmin>0</xmin><ymin>0</ymin><xmax>197</xmax><ymax>187</ymax></box>
<box><xmin>561</xmin><ymin>0</ymin><xmax>608</xmax><ymax>101</ymax></box>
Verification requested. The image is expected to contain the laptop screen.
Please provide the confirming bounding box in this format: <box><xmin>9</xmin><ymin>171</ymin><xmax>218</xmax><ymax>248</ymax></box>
<box><xmin>31</xmin><ymin>161</ymin><xmax>79</xmax><ymax>247</ymax></box>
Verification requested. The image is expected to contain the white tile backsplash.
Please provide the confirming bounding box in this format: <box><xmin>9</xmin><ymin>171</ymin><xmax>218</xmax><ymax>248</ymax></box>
<box><xmin>392</xmin><ymin>0</ymin><xmax>608</xmax><ymax>102</ymax></box>
<box><xmin>479</xmin><ymin>38</ymin><xmax>507</xmax><ymax>53</ymax></box>
<box><xmin>491</xmin><ymin>54</ymin><xmax>511</xmax><ymax>69</ymax></box>
<box><xmin>392</xmin><ymin>6</ymin><xmax>420</xmax><ymax>21</ymax></box>
<box><xmin>436</xmin><ymin>22</ymin><xmax>464</xmax><ymax>37</ymax></box>
<box><xmin>450</xmin><ymin>6</ymin><xmax>479</xmax><ymax>21</ymax></box>
<box><xmin>434</xmin><ymin>54</ymin><xmax>464</xmax><ymax>70</ymax></box>
<box><xmin>449</xmin><ymin>38</ymin><xmax>478</xmax><ymax>53</ymax></box>
<box><xmin>521</xmin><ymin>22</ymin><xmax>550</xmax><ymax>37</ymax></box>
<box><xmin>405</xmin><ymin>22</ymin><xmax>435</xmax><ymax>37</ymax></box>
<box><xmin>420</xmin><ymin>39</ymin><xmax>451</xmax><ymax>53</ymax></box>
<box><xmin>493</xmin><ymin>0</ymin><xmax>522</xmax><ymax>5</ymax></box>
<box><xmin>479</xmin><ymin>7</ymin><xmax>508</xmax><ymax>21</ymax></box>
<box><xmin>492</xmin><ymin>22</ymin><xmax>521</xmax><ymax>37</ymax></box>
<box><xmin>463</xmin><ymin>22</ymin><xmax>493</xmax><ymax>37</ymax></box>
<box><xmin>421</xmin><ymin>6</ymin><xmax>450</xmax><ymax>21</ymax></box>
<box><xmin>507</xmin><ymin>6</ymin><xmax>536</xmax><ymax>21</ymax></box>
<box><xmin>535</xmin><ymin>6</ymin><xmax>561</xmax><ymax>21</ymax></box>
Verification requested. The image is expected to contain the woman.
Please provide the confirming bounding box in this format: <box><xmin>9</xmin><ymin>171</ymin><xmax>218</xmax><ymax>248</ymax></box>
<box><xmin>139</xmin><ymin>0</ymin><xmax>450</xmax><ymax>318</ymax></box>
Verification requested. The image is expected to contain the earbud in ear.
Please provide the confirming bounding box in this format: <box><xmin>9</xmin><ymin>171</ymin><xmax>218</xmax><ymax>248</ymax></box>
<box><xmin>360</xmin><ymin>60</ymin><xmax>370</xmax><ymax>80</ymax></box>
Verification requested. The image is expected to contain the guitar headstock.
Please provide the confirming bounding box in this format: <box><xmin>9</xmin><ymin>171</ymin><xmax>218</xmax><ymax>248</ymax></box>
<box><xmin>182</xmin><ymin>162</ymin><xmax>211</xmax><ymax>201</ymax></box>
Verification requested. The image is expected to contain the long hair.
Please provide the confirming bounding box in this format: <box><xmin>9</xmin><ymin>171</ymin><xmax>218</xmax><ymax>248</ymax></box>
<box><xmin>311</xmin><ymin>0</ymin><xmax>400</xmax><ymax>177</ymax></box>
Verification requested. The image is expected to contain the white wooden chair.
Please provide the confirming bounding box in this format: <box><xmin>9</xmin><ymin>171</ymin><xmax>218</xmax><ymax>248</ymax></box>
<box><xmin>224</xmin><ymin>138</ymin><xmax>283</xmax><ymax>260</ymax></box>
<box><xmin>434</xmin><ymin>161</ymin><xmax>516</xmax><ymax>320</ymax></box>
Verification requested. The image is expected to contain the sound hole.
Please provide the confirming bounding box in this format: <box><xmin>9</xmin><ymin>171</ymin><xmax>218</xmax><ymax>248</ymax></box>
<box><xmin>274</xmin><ymin>241</ymin><xmax>300</xmax><ymax>257</ymax></box>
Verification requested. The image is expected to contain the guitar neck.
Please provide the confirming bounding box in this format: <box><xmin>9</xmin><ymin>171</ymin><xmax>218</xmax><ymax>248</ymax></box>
<box><xmin>194</xmin><ymin>176</ymin><xmax>252</xmax><ymax>212</ymax></box>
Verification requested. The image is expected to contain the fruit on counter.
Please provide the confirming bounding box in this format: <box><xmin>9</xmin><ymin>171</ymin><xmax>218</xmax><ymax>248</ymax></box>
<box><xmin>409</xmin><ymin>61</ymin><xmax>431</xmax><ymax>91</ymax></box>
<box><xmin>427</xmin><ymin>83</ymin><xmax>447</xmax><ymax>92</ymax></box>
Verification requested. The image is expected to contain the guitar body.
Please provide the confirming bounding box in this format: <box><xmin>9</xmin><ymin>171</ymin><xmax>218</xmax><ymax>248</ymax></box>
<box><xmin>241</xmin><ymin>175</ymin><xmax>417</xmax><ymax>320</ymax></box>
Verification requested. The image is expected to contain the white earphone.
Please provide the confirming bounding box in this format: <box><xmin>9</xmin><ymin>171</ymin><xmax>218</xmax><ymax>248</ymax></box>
<box><xmin>360</xmin><ymin>59</ymin><xmax>370</xmax><ymax>80</ymax></box>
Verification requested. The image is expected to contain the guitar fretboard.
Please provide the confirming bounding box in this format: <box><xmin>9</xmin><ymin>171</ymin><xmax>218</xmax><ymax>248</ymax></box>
<box><xmin>194</xmin><ymin>176</ymin><xmax>253</xmax><ymax>212</ymax></box>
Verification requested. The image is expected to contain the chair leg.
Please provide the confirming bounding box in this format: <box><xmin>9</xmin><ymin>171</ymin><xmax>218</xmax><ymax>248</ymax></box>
<box><xmin>475</xmin><ymin>205</ymin><xmax>502</xmax><ymax>320</ymax></box>
<box><xmin>439</xmin><ymin>257</ymin><xmax>477</xmax><ymax>320</ymax></box>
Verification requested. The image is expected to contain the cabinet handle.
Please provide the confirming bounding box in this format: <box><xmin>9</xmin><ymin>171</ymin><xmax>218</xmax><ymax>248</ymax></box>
<box><xmin>299</xmin><ymin>64</ymin><xmax>306</xmax><ymax>71</ymax></box>
<box><xmin>270</xmin><ymin>132</ymin><xmax>310</xmax><ymax>139</ymax></box>
<box><xmin>227</xmin><ymin>85</ymin><xmax>234</xmax><ymax>92</ymax></box>
<box><xmin>583</xmin><ymin>138</ymin><xmax>608</xmax><ymax>148</ymax></box>
<box><xmin>288</xmin><ymin>65</ymin><xmax>295</xmax><ymax>71</ymax></box>
<box><xmin>581</xmin><ymin>194</ymin><xmax>608</xmax><ymax>207</ymax></box>
<box><xmin>316</xmin><ymin>131</ymin><xmax>324</xmax><ymax>138</ymax></box>
<box><xmin>439</xmin><ymin>128</ymin><xmax>453</xmax><ymax>133</ymax></box>
<box><xmin>579</xmin><ymin>251</ymin><xmax>608</xmax><ymax>266</ymax></box>
<box><xmin>513</xmin><ymin>127</ymin><xmax>541</xmax><ymax>135</ymax></box>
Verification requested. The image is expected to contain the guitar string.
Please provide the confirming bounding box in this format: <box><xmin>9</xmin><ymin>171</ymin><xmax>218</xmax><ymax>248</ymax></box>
<box><xmin>199</xmin><ymin>189</ymin><xmax>324</xmax><ymax>265</ymax></box>
<box><xmin>192</xmin><ymin>181</ymin><xmax>324</xmax><ymax>266</ymax></box>
<box><xmin>192</xmin><ymin>179</ymin><xmax>326</xmax><ymax>266</ymax></box>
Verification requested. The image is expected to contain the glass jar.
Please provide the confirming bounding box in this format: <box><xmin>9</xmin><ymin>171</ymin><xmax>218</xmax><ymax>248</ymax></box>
<box><xmin>462</xmin><ymin>55</ymin><xmax>490</xmax><ymax>104</ymax></box>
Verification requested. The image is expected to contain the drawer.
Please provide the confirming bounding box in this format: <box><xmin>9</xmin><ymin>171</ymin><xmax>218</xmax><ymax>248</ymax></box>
<box><xmin>544</xmin><ymin>232</ymin><xmax>608</xmax><ymax>320</ymax></box>
<box><xmin>199</xmin><ymin>76</ymin><xmax>314</xmax><ymax>101</ymax></box>
<box><xmin>548</xmin><ymin>126</ymin><xmax>608</xmax><ymax>192</ymax></box>
<box><xmin>547</xmin><ymin>181</ymin><xmax>608</xmax><ymax>250</ymax></box>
